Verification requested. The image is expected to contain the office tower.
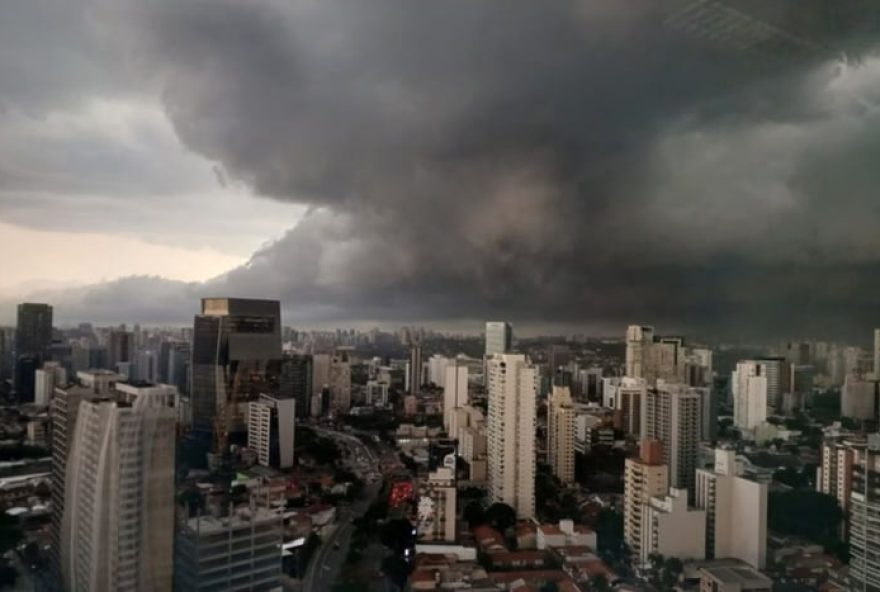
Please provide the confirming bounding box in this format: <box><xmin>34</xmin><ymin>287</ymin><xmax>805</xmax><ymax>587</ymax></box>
<box><xmin>701</xmin><ymin>387</ymin><xmax>719</xmax><ymax>442</ymax></box>
<box><xmin>248</xmin><ymin>394</ymin><xmax>295</xmax><ymax>469</ymax></box>
<box><xmin>731</xmin><ymin>361</ymin><xmax>769</xmax><ymax>430</ymax></box>
<box><xmin>547</xmin><ymin>385</ymin><xmax>576</xmax><ymax>484</ymax></box>
<box><xmin>443</xmin><ymin>361</ymin><xmax>468</xmax><ymax>432</ymax></box>
<box><xmin>428</xmin><ymin>354</ymin><xmax>450</xmax><ymax>387</ymax></box>
<box><xmin>280</xmin><ymin>354</ymin><xmax>312</xmax><ymax>418</ymax></box>
<box><xmin>135</xmin><ymin>350</ymin><xmax>159</xmax><ymax>382</ymax></box>
<box><xmin>642</xmin><ymin>383</ymin><xmax>702</xmax><ymax>495</ymax></box>
<box><xmin>695</xmin><ymin>449</ymin><xmax>768</xmax><ymax>569</ymax></box>
<box><xmin>408</xmin><ymin>344</ymin><xmax>423</xmax><ymax>395</ymax></box>
<box><xmin>61</xmin><ymin>383</ymin><xmax>177</xmax><ymax>591</ymax></box>
<box><xmin>311</xmin><ymin>353</ymin><xmax>331</xmax><ymax>410</ymax></box>
<box><xmin>329</xmin><ymin>350</ymin><xmax>352</xmax><ymax>415</ymax></box>
<box><xmin>190</xmin><ymin>298</ymin><xmax>282</xmax><ymax>442</ymax></box>
<box><xmin>108</xmin><ymin>329</ymin><xmax>134</xmax><ymax>370</ymax></box>
<box><xmin>624</xmin><ymin>440</ymin><xmax>668</xmax><ymax>560</ymax></box>
<box><xmin>684</xmin><ymin>348</ymin><xmax>713</xmax><ymax>387</ymax></box>
<box><xmin>841</xmin><ymin>375</ymin><xmax>880</xmax><ymax>421</ymax></box>
<box><xmin>175</xmin><ymin>499</ymin><xmax>283</xmax><ymax>591</ymax></box>
<box><xmin>417</xmin><ymin>466</ymin><xmax>457</xmax><ymax>543</ymax></box>
<box><xmin>875</xmin><ymin>329</ymin><xmax>880</xmax><ymax>379</ymax></box>
<box><xmin>849</xmin><ymin>433</ymin><xmax>880</xmax><ymax>591</ymax></box>
<box><xmin>639</xmin><ymin>488</ymin><xmax>706</xmax><ymax>565</ymax></box>
<box><xmin>699</xmin><ymin>566</ymin><xmax>772</xmax><ymax>592</ymax></box>
<box><xmin>485</xmin><ymin>322</ymin><xmax>513</xmax><ymax>357</ymax></box>
<box><xmin>784</xmin><ymin>364</ymin><xmax>813</xmax><ymax>414</ymax></box>
<box><xmin>626</xmin><ymin>325</ymin><xmax>654</xmax><ymax>380</ymax></box>
<box><xmin>548</xmin><ymin>344</ymin><xmax>572</xmax><ymax>375</ymax></box>
<box><xmin>167</xmin><ymin>342</ymin><xmax>191</xmax><ymax>397</ymax></box>
<box><xmin>487</xmin><ymin>354</ymin><xmax>537</xmax><ymax>518</ymax></box>
<box><xmin>652</xmin><ymin>336</ymin><xmax>685</xmax><ymax>383</ymax></box>
<box><xmin>603</xmin><ymin>377</ymin><xmax>646</xmax><ymax>436</ymax></box>
<box><xmin>15</xmin><ymin>303</ymin><xmax>53</xmax><ymax>402</ymax></box>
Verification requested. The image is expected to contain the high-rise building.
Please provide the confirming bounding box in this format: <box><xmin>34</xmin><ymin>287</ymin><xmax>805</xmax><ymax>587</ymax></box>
<box><xmin>174</xmin><ymin>500</ymin><xmax>283</xmax><ymax>591</ymax></box>
<box><xmin>485</xmin><ymin>322</ymin><xmax>513</xmax><ymax>357</ymax></box>
<box><xmin>190</xmin><ymin>298</ymin><xmax>282</xmax><ymax>441</ymax></box>
<box><xmin>817</xmin><ymin>435</ymin><xmax>864</xmax><ymax>527</ymax></box>
<box><xmin>603</xmin><ymin>377</ymin><xmax>646</xmax><ymax>436</ymax></box>
<box><xmin>61</xmin><ymin>383</ymin><xmax>177</xmax><ymax>591</ymax></box>
<box><xmin>652</xmin><ymin>336</ymin><xmax>686</xmax><ymax>383</ymax></box>
<box><xmin>443</xmin><ymin>361</ymin><xmax>468</xmax><ymax>432</ymax></box>
<box><xmin>416</xmin><ymin>465</ymin><xmax>457</xmax><ymax>543</ymax></box>
<box><xmin>626</xmin><ymin>325</ymin><xmax>654</xmax><ymax>380</ymax></box>
<box><xmin>874</xmin><ymin>329</ymin><xmax>880</xmax><ymax>380</ymax></box>
<box><xmin>624</xmin><ymin>440</ymin><xmax>668</xmax><ymax>561</ymax></box>
<box><xmin>639</xmin><ymin>488</ymin><xmax>706</xmax><ymax>566</ymax></box>
<box><xmin>15</xmin><ymin>302</ymin><xmax>53</xmax><ymax>402</ymax></box>
<box><xmin>849</xmin><ymin>433</ymin><xmax>880</xmax><ymax>591</ymax></box>
<box><xmin>732</xmin><ymin>361</ymin><xmax>769</xmax><ymax>430</ymax></box>
<box><xmin>35</xmin><ymin>361</ymin><xmax>66</xmax><ymax>407</ymax></box>
<box><xmin>248</xmin><ymin>394</ymin><xmax>295</xmax><ymax>469</ymax></box>
<box><xmin>108</xmin><ymin>329</ymin><xmax>134</xmax><ymax>370</ymax></box>
<box><xmin>841</xmin><ymin>375</ymin><xmax>880</xmax><ymax>421</ymax></box>
<box><xmin>642</xmin><ymin>382</ymin><xmax>702</xmax><ymax>495</ymax></box>
<box><xmin>487</xmin><ymin>354</ymin><xmax>537</xmax><ymax>518</ymax></box>
<box><xmin>428</xmin><ymin>354</ymin><xmax>450</xmax><ymax>388</ymax></box>
<box><xmin>547</xmin><ymin>344</ymin><xmax>572</xmax><ymax>375</ymax></box>
<box><xmin>408</xmin><ymin>344</ymin><xmax>423</xmax><ymax>395</ymax></box>
<box><xmin>547</xmin><ymin>385</ymin><xmax>576</xmax><ymax>484</ymax></box>
<box><xmin>695</xmin><ymin>449</ymin><xmax>768</xmax><ymax>569</ymax></box>
<box><xmin>329</xmin><ymin>350</ymin><xmax>352</xmax><ymax>415</ymax></box>
<box><xmin>280</xmin><ymin>354</ymin><xmax>312</xmax><ymax>418</ymax></box>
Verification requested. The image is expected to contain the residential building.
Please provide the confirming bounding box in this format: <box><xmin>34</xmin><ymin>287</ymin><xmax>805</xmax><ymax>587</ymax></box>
<box><xmin>174</xmin><ymin>503</ymin><xmax>283</xmax><ymax>591</ymax></box>
<box><xmin>817</xmin><ymin>435</ymin><xmax>864</xmax><ymax>520</ymax></box>
<box><xmin>329</xmin><ymin>350</ymin><xmax>352</xmax><ymax>414</ymax></box>
<box><xmin>547</xmin><ymin>386</ymin><xmax>576</xmax><ymax>484</ymax></box>
<box><xmin>642</xmin><ymin>382</ymin><xmax>702</xmax><ymax>495</ymax></box>
<box><xmin>417</xmin><ymin>466</ymin><xmax>457</xmax><ymax>543</ymax></box>
<box><xmin>700</xmin><ymin>565</ymin><xmax>772</xmax><ymax>592</ymax></box>
<box><xmin>849</xmin><ymin>433</ymin><xmax>880</xmax><ymax>591</ymax></box>
<box><xmin>108</xmin><ymin>329</ymin><xmax>134</xmax><ymax>372</ymax></box>
<box><xmin>248</xmin><ymin>394</ymin><xmax>295</xmax><ymax>469</ymax></box>
<box><xmin>61</xmin><ymin>383</ymin><xmax>177</xmax><ymax>591</ymax></box>
<box><xmin>695</xmin><ymin>449</ymin><xmax>768</xmax><ymax>569</ymax></box>
<box><xmin>623</xmin><ymin>440</ymin><xmax>668</xmax><ymax>560</ymax></box>
<box><xmin>487</xmin><ymin>354</ymin><xmax>537</xmax><ymax>518</ymax></box>
<box><xmin>626</xmin><ymin>325</ymin><xmax>654</xmax><ymax>380</ymax></box>
<box><xmin>190</xmin><ymin>298</ymin><xmax>282</xmax><ymax>441</ymax></box>
<box><xmin>731</xmin><ymin>361</ymin><xmax>769</xmax><ymax>430</ymax></box>
<box><xmin>841</xmin><ymin>374</ymin><xmax>879</xmax><ymax>421</ymax></box>
<box><xmin>408</xmin><ymin>344</ymin><xmax>423</xmax><ymax>395</ymax></box>
<box><xmin>485</xmin><ymin>322</ymin><xmax>513</xmax><ymax>357</ymax></box>
<box><xmin>444</xmin><ymin>361</ymin><xmax>468</xmax><ymax>432</ymax></box>
<box><xmin>640</xmin><ymin>488</ymin><xmax>706</xmax><ymax>565</ymax></box>
<box><xmin>603</xmin><ymin>377</ymin><xmax>645</xmax><ymax>436</ymax></box>
<box><xmin>35</xmin><ymin>361</ymin><xmax>67</xmax><ymax>407</ymax></box>
<box><xmin>428</xmin><ymin>354</ymin><xmax>450</xmax><ymax>387</ymax></box>
<box><xmin>15</xmin><ymin>302</ymin><xmax>53</xmax><ymax>402</ymax></box>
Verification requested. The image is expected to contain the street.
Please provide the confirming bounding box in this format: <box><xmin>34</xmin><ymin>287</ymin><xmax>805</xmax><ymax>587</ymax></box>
<box><xmin>301</xmin><ymin>428</ymin><xmax>383</xmax><ymax>592</ymax></box>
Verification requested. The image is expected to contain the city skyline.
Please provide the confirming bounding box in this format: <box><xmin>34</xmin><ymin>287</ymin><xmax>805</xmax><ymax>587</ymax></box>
<box><xmin>2</xmin><ymin>1</ymin><xmax>880</xmax><ymax>338</ymax></box>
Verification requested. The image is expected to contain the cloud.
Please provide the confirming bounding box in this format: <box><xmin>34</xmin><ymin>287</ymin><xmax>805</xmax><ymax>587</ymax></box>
<box><xmin>4</xmin><ymin>0</ymin><xmax>880</xmax><ymax>338</ymax></box>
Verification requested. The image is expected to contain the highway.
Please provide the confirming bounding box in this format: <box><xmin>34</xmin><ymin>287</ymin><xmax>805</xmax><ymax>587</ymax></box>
<box><xmin>301</xmin><ymin>428</ymin><xmax>383</xmax><ymax>592</ymax></box>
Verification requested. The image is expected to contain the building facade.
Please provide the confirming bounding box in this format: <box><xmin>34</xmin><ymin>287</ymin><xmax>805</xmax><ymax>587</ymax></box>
<box><xmin>624</xmin><ymin>440</ymin><xmax>668</xmax><ymax>561</ymax></box>
<box><xmin>547</xmin><ymin>385</ymin><xmax>576</xmax><ymax>484</ymax></box>
<box><xmin>248</xmin><ymin>394</ymin><xmax>295</xmax><ymax>469</ymax></box>
<box><xmin>849</xmin><ymin>434</ymin><xmax>880</xmax><ymax>591</ymax></box>
<box><xmin>485</xmin><ymin>322</ymin><xmax>513</xmax><ymax>357</ymax></box>
<box><xmin>642</xmin><ymin>382</ymin><xmax>702</xmax><ymax>495</ymax></box>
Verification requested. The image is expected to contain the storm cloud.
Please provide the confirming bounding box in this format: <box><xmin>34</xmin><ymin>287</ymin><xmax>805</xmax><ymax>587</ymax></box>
<box><xmin>6</xmin><ymin>0</ymin><xmax>880</xmax><ymax>338</ymax></box>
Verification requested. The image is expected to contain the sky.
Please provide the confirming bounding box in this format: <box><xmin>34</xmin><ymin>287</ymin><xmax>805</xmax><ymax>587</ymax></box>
<box><xmin>1</xmin><ymin>0</ymin><xmax>880</xmax><ymax>338</ymax></box>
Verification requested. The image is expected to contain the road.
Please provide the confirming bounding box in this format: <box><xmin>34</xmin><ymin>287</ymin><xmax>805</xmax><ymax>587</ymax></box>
<box><xmin>301</xmin><ymin>428</ymin><xmax>383</xmax><ymax>592</ymax></box>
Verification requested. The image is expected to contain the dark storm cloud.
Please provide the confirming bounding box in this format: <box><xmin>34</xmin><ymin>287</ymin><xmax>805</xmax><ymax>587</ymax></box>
<box><xmin>18</xmin><ymin>0</ymin><xmax>880</xmax><ymax>337</ymax></box>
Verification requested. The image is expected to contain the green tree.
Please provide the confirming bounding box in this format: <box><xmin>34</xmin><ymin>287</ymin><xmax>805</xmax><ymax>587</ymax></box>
<box><xmin>589</xmin><ymin>574</ymin><xmax>610</xmax><ymax>592</ymax></box>
<box><xmin>485</xmin><ymin>502</ymin><xmax>517</xmax><ymax>533</ymax></box>
<box><xmin>464</xmin><ymin>501</ymin><xmax>486</xmax><ymax>527</ymax></box>
<box><xmin>769</xmin><ymin>490</ymin><xmax>842</xmax><ymax>541</ymax></box>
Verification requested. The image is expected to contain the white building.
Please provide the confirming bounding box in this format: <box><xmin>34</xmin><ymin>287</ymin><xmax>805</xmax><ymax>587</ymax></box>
<box><xmin>444</xmin><ymin>361</ymin><xmax>469</xmax><ymax>432</ymax></box>
<box><xmin>61</xmin><ymin>383</ymin><xmax>177</xmax><ymax>591</ymax></box>
<box><xmin>626</xmin><ymin>325</ymin><xmax>654</xmax><ymax>380</ymax></box>
<box><xmin>624</xmin><ymin>440</ymin><xmax>668</xmax><ymax>560</ymax></box>
<box><xmin>247</xmin><ymin>394</ymin><xmax>295</xmax><ymax>469</ymax></box>
<box><xmin>850</xmin><ymin>434</ymin><xmax>880</xmax><ymax>591</ymax></box>
<box><xmin>417</xmin><ymin>466</ymin><xmax>457</xmax><ymax>543</ymax></box>
<box><xmin>365</xmin><ymin>380</ymin><xmax>390</xmax><ymax>407</ymax></box>
<box><xmin>487</xmin><ymin>354</ymin><xmax>537</xmax><ymax>518</ymax></box>
<box><xmin>731</xmin><ymin>362</ymin><xmax>769</xmax><ymax>430</ymax></box>
<box><xmin>536</xmin><ymin>519</ymin><xmax>597</xmax><ymax>550</ymax></box>
<box><xmin>547</xmin><ymin>386</ymin><xmax>576</xmax><ymax>484</ymax></box>
<box><xmin>695</xmin><ymin>449</ymin><xmax>768</xmax><ymax>569</ymax></box>
<box><xmin>640</xmin><ymin>488</ymin><xmax>706</xmax><ymax>565</ymax></box>
<box><xmin>485</xmin><ymin>322</ymin><xmax>513</xmax><ymax>357</ymax></box>
<box><xmin>603</xmin><ymin>376</ymin><xmax>646</xmax><ymax>436</ymax></box>
<box><xmin>35</xmin><ymin>361</ymin><xmax>66</xmax><ymax>407</ymax></box>
<box><xmin>428</xmin><ymin>355</ymin><xmax>451</xmax><ymax>388</ymax></box>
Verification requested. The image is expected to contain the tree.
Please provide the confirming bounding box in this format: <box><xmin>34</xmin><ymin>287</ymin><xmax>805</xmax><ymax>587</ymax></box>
<box><xmin>464</xmin><ymin>501</ymin><xmax>486</xmax><ymax>527</ymax></box>
<box><xmin>484</xmin><ymin>502</ymin><xmax>517</xmax><ymax>533</ymax></box>
<box><xmin>769</xmin><ymin>490</ymin><xmax>842</xmax><ymax>541</ymax></box>
<box><xmin>589</xmin><ymin>574</ymin><xmax>610</xmax><ymax>592</ymax></box>
<box><xmin>380</xmin><ymin>518</ymin><xmax>416</xmax><ymax>554</ymax></box>
<box><xmin>540</xmin><ymin>582</ymin><xmax>560</xmax><ymax>592</ymax></box>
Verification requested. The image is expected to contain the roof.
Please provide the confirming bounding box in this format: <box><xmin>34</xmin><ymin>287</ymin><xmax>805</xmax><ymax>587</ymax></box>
<box><xmin>702</xmin><ymin>566</ymin><xmax>772</xmax><ymax>586</ymax></box>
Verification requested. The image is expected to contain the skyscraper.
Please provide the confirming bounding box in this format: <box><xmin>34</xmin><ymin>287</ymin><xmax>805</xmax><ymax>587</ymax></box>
<box><xmin>485</xmin><ymin>322</ymin><xmax>513</xmax><ymax>357</ymax></box>
<box><xmin>625</xmin><ymin>325</ymin><xmax>654</xmax><ymax>380</ymax></box>
<box><xmin>61</xmin><ymin>383</ymin><xmax>177</xmax><ymax>591</ymax></box>
<box><xmin>15</xmin><ymin>302</ymin><xmax>53</xmax><ymax>402</ymax></box>
<box><xmin>280</xmin><ymin>354</ymin><xmax>312</xmax><ymax>418</ymax></box>
<box><xmin>642</xmin><ymin>383</ymin><xmax>702</xmax><ymax>495</ymax></box>
<box><xmin>408</xmin><ymin>343</ymin><xmax>423</xmax><ymax>395</ymax></box>
<box><xmin>547</xmin><ymin>385</ymin><xmax>576</xmax><ymax>484</ymax></box>
<box><xmin>108</xmin><ymin>329</ymin><xmax>134</xmax><ymax>371</ymax></box>
<box><xmin>731</xmin><ymin>361</ymin><xmax>769</xmax><ymax>430</ymax></box>
<box><xmin>190</xmin><ymin>298</ymin><xmax>282</xmax><ymax>444</ymax></box>
<box><xmin>487</xmin><ymin>353</ymin><xmax>537</xmax><ymax>518</ymax></box>
<box><xmin>443</xmin><ymin>361</ymin><xmax>468</xmax><ymax>432</ymax></box>
<box><xmin>329</xmin><ymin>350</ymin><xmax>352</xmax><ymax>415</ymax></box>
<box><xmin>849</xmin><ymin>434</ymin><xmax>880</xmax><ymax>591</ymax></box>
